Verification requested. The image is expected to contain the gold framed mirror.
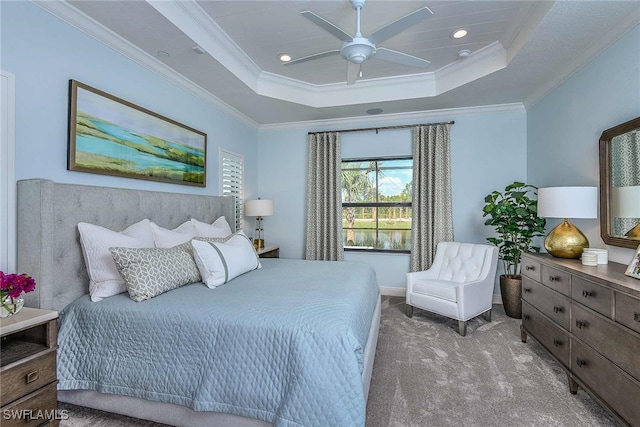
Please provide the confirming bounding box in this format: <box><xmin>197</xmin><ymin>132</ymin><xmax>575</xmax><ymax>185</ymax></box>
<box><xmin>599</xmin><ymin>116</ymin><xmax>640</xmax><ymax>249</ymax></box>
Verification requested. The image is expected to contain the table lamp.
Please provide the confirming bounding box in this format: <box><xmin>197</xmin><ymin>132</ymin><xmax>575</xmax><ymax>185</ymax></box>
<box><xmin>245</xmin><ymin>199</ymin><xmax>274</xmax><ymax>249</ymax></box>
<box><xmin>537</xmin><ymin>186</ymin><xmax>598</xmax><ymax>259</ymax></box>
<box><xmin>612</xmin><ymin>185</ymin><xmax>640</xmax><ymax>239</ymax></box>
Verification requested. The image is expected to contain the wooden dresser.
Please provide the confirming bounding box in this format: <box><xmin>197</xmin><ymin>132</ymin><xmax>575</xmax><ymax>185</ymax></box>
<box><xmin>0</xmin><ymin>308</ymin><xmax>59</xmax><ymax>426</ymax></box>
<box><xmin>520</xmin><ymin>252</ymin><xmax>640</xmax><ymax>426</ymax></box>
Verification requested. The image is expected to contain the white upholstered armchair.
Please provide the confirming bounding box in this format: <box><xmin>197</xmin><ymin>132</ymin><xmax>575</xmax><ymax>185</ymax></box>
<box><xmin>406</xmin><ymin>242</ymin><xmax>499</xmax><ymax>336</ymax></box>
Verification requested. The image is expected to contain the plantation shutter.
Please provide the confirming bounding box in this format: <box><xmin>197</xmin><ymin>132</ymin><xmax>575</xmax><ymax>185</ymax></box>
<box><xmin>219</xmin><ymin>150</ymin><xmax>243</xmax><ymax>231</ymax></box>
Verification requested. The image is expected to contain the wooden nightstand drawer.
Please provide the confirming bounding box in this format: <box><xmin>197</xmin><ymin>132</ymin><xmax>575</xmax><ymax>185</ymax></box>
<box><xmin>572</xmin><ymin>277</ymin><xmax>611</xmax><ymax>317</ymax></box>
<box><xmin>522</xmin><ymin>258</ymin><xmax>541</xmax><ymax>282</ymax></box>
<box><xmin>541</xmin><ymin>265</ymin><xmax>570</xmax><ymax>296</ymax></box>
<box><xmin>522</xmin><ymin>278</ymin><xmax>570</xmax><ymax>330</ymax></box>
<box><xmin>615</xmin><ymin>292</ymin><xmax>640</xmax><ymax>334</ymax></box>
<box><xmin>572</xmin><ymin>338</ymin><xmax>640</xmax><ymax>426</ymax></box>
<box><xmin>571</xmin><ymin>302</ymin><xmax>640</xmax><ymax>381</ymax></box>
<box><xmin>522</xmin><ymin>301</ymin><xmax>570</xmax><ymax>367</ymax></box>
<box><xmin>1</xmin><ymin>349</ymin><xmax>57</xmax><ymax>406</ymax></box>
<box><xmin>1</xmin><ymin>381</ymin><xmax>59</xmax><ymax>427</ymax></box>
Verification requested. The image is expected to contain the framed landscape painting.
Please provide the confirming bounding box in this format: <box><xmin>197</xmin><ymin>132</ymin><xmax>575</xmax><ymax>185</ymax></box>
<box><xmin>68</xmin><ymin>80</ymin><xmax>206</xmax><ymax>187</ymax></box>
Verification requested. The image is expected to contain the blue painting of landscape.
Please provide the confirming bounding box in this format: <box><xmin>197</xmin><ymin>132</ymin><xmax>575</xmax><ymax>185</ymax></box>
<box><xmin>73</xmin><ymin>85</ymin><xmax>205</xmax><ymax>186</ymax></box>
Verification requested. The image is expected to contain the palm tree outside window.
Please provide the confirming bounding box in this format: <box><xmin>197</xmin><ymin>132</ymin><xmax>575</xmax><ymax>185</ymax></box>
<box><xmin>341</xmin><ymin>157</ymin><xmax>412</xmax><ymax>252</ymax></box>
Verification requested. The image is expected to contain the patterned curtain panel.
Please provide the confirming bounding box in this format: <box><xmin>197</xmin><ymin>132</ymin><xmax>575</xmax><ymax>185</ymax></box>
<box><xmin>410</xmin><ymin>124</ymin><xmax>454</xmax><ymax>272</ymax></box>
<box><xmin>612</xmin><ymin>130</ymin><xmax>640</xmax><ymax>236</ymax></box>
<box><xmin>305</xmin><ymin>132</ymin><xmax>344</xmax><ymax>261</ymax></box>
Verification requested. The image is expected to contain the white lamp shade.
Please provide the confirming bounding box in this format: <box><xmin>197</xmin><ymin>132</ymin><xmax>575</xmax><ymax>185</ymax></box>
<box><xmin>612</xmin><ymin>186</ymin><xmax>640</xmax><ymax>218</ymax></box>
<box><xmin>537</xmin><ymin>186</ymin><xmax>598</xmax><ymax>219</ymax></box>
<box><xmin>245</xmin><ymin>199</ymin><xmax>274</xmax><ymax>217</ymax></box>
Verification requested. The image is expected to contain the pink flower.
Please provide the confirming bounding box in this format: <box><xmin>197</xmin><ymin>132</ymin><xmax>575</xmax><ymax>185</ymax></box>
<box><xmin>0</xmin><ymin>272</ymin><xmax>37</xmax><ymax>298</ymax></box>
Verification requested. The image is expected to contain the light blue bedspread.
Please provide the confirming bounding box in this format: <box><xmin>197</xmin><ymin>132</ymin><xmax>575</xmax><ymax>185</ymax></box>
<box><xmin>57</xmin><ymin>259</ymin><xmax>379</xmax><ymax>427</ymax></box>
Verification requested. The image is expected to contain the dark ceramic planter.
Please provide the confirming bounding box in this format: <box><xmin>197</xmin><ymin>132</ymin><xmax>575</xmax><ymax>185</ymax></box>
<box><xmin>500</xmin><ymin>275</ymin><xmax>522</xmax><ymax>319</ymax></box>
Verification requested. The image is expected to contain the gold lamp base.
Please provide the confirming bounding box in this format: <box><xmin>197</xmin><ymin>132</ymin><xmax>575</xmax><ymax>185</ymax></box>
<box><xmin>253</xmin><ymin>239</ymin><xmax>264</xmax><ymax>250</ymax></box>
<box><xmin>626</xmin><ymin>223</ymin><xmax>640</xmax><ymax>240</ymax></box>
<box><xmin>545</xmin><ymin>218</ymin><xmax>589</xmax><ymax>259</ymax></box>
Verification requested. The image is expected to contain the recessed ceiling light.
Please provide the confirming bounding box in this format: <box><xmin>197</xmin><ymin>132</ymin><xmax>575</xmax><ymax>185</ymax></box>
<box><xmin>451</xmin><ymin>29</ymin><xmax>468</xmax><ymax>39</ymax></box>
<box><xmin>366</xmin><ymin>108</ymin><xmax>383</xmax><ymax>115</ymax></box>
<box><xmin>157</xmin><ymin>50</ymin><xmax>170</xmax><ymax>58</ymax></box>
<box><xmin>278</xmin><ymin>53</ymin><xmax>292</xmax><ymax>63</ymax></box>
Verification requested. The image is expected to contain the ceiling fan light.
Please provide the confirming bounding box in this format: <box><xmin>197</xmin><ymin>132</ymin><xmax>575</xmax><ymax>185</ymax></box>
<box><xmin>341</xmin><ymin>40</ymin><xmax>375</xmax><ymax>64</ymax></box>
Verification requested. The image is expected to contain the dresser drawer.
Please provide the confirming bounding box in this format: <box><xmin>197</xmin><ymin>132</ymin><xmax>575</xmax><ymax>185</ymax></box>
<box><xmin>522</xmin><ymin>301</ymin><xmax>570</xmax><ymax>367</ymax></box>
<box><xmin>0</xmin><ymin>381</ymin><xmax>59</xmax><ymax>427</ymax></box>
<box><xmin>572</xmin><ymin>276</ymin><xmax>612</xmax><ymax>317</ymax></box>
<box><xmin>521</xmin><ymin>257</ymin><xmax>541</xmax><ymax>282</ymax></box>
<box><xmin>0</xmin><ymin>350</ymin><xmax>57</xmax><ymax>406</ymax></box>
<box><xmin>571</xmin><ymin>302</ymin><xmax>640</xmax><ymax>381</ymax></box>
<box><xmin>522</xmin><ymin>278</ymin><xmax>570</xmax><ymax>330</ymax></box>
<box><xmin>541</xmin><ymin>265</ymin><xmax>570</xmax><ymax>296</ymax></box>
<box><xmin>572</xmin><ymin>338</ymin><xmax>640</xmax><ymax>426</ymax></box>
<box><xmin>615</xmin><ymin>292</ymin><xmax>640</xmax><ymax>334</ymax></box>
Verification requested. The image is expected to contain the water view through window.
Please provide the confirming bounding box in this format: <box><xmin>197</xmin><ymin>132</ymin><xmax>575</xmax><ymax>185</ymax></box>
<box><xmin>342</xmin><ymin>158</ymin><xmax>412</xmax><ymax>252</ymax></box>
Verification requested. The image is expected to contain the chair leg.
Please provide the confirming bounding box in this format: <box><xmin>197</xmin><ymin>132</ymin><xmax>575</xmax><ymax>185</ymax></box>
<box><xmin>406</xmin><ymin>304</ymin><xmax>413</xmax><ymax>318</ymax></box>
<box><xmin>458</xmin><ymin>320</ymin><xmax>467</xmax><ymax>336</ymax></box>
<box><xmin>482</xmin><ymin>309</ymin><xmax>492</xmax><ymax>322</ymax></box>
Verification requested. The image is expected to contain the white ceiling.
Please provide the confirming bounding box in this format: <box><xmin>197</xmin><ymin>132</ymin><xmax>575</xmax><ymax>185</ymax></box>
<box><xmin>40</xmin><ymin>1</ymin><xmax>640</xmax><ymax>126</ymax></box>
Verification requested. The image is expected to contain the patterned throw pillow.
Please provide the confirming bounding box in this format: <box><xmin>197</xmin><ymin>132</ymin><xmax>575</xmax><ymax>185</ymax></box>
<box><xmin>109</xmin><ymin>246</ymin><xmax>201</xmax><ymax>302</ymax></box>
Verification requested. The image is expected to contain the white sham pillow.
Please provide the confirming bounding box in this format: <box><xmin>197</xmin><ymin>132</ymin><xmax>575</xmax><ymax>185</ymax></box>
<box><xmin>150</xmin><ymin>220</ymin><xmax>197</xmax><ymax>248</ymax></box>
<box><xmin>191</xmin><ymin>231</ymin><xmax>261</xmax><ymax>288</ymax></box>
<box><xmin>191</xmin><ymin>217</ymin><xmax>232</xmax><ymax>238</ymax></box>
<box><xmin>77</xmin><ymin>219</ymin><xmax>155</xmax><ymax>302</ymax></box>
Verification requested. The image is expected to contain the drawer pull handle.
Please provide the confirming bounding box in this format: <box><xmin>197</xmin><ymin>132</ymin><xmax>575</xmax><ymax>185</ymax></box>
<box><xmin>553</xmin><ymin>306</ymin><xmax>564</xmax><ymax>314</ymax></box>
<box><xmin>582</xmin><ymin>290</ymin><xmax>594</xmax><ymax>298</ymax></box>
<box><xmin>523</xmin><ymin>287</ymin><xmax>532</xmax><ymax>294</ymax></box>
<box><xmin>523</xmin><ymin>314</ymin><xmax>530</xmax><ymax>321</ymax></box>
<box><xmin>553</xmin><ymin>339</ymin><xmax>563</xmax><ymax>347</ymax></box>
<box><xmin>576</xmin><ymin>358</ymin><xmax>588</xmax><ymax>368</ymax></box>
<box><xmin>549</xmin><ymin>276</ymin><xmax>560</xmax><ymax>282</ymax></box>
<box><xmin>26</xmin><ymin>370</ymin><xmax>39</xmax><ymax>383</ymax></box>
<box><xmin>525</xmin><ymin>266</ymin><xmax>535</xmax><ymax>271</ymax></box>
<box><xmin>576</xmin><ymin>320</ymin><xmax>588</xmax><ymax>329</ymax></box>
<box><xmin>634</xmin><ymin>312</ymin><xmax>640</xmax><ymax>322</ymax></box>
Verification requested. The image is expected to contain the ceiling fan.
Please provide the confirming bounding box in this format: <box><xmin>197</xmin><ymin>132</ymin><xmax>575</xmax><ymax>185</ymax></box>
<box><xmin>285</xmin><ymin>0</ymin><xmax>433</xmax><ymax>85</ymax></box>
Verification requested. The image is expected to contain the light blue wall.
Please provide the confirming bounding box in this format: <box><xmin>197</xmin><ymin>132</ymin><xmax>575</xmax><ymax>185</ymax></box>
<box><xmin>1</xmin><ymin>1</ymin><xmax>258</xmax><ymax>198</ymax></box>
<box><xmin>527</xmin><ymin>24</ymin><xmax>640</xmax><ymax>265</ymax></box>
<box><xmin>258</xmin><ymin>108</ymin><xmax>527</xmax><ymax>291</ymax></box>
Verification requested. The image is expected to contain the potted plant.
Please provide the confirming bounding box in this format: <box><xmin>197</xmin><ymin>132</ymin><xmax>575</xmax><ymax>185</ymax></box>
<box><xmin>482</xmin><ymin>181</ymin><xmax>546</xmax><ymax>318</ymax></box>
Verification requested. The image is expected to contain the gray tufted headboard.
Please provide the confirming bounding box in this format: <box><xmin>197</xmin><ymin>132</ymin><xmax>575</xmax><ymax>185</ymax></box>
<box><xmin>17</xmin><ymin>179</ymin><xmax>235</xmax><ymax>312</ymax></box>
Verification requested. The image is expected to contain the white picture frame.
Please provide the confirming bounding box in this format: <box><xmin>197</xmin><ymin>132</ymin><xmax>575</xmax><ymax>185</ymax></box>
<box><xmin>625</xmin><ymin>244</ymin><xmax>640</xmax><ymax>279</ymax></box>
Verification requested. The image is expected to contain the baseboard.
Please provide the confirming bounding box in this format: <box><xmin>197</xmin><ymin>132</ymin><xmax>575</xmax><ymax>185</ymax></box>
<box><xmin>380</xmin><ymin>286</ymin><xmax>504</xmax><ymax>305</ymax></box>
<box><xmin>379</xmin><ymin>286</ymin><xmax>405</xmax><ymax>297</ymax></box>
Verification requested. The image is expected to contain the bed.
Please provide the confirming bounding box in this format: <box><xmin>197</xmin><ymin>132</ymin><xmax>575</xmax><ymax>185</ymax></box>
<box><xmin>16</xmin><ymin>179</ymin><xmax>381</xmax><ymax>427</ymax></box>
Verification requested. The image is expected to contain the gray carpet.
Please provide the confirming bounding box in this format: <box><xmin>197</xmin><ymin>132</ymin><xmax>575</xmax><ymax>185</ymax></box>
<box><xmin>59</xmin><ymin>296</ymin><xmax>617</xmax><ymax>427</ymax></box>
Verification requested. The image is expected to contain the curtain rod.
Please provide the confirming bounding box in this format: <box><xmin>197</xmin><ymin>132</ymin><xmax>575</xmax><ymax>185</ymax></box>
<box><xmin>308</xmin><ymin>120</ymin><xmax>455</xmax><ymax>135</ymax></box>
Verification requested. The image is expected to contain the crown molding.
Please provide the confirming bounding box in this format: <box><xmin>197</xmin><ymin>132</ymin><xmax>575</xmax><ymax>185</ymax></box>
<box><xmin>259</xmin><ymin>103</ymin><xmax>525</xmax><ymax>132</ymax></box>
<box><xmin>31</xmin><ymin>0</ymin><xmax>259</xmax><ymax>129</ymax></box>
<box><xmin>524</xmin><ymin>10</ymin><xmax>640</xmax><ymax>109</ymax></box>
<box><xmin>148</xmin><ymin>0</ymin><xmax>515</xmax><ymax>108</ymax></box>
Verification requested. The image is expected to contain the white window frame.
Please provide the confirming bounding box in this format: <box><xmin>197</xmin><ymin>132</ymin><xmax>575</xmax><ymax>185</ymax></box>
<box><xmin>1</xmin><ymin>70</ymin><xmax>16</xmax><ymax>272</ymax></box>
<box><xmin>219</xmin><ymin>149</ymin><xmax>244</xmax><ymax>231</ymax></box>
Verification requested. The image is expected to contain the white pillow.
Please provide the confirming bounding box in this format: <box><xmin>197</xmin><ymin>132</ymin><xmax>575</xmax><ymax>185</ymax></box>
<box><xmin>150</xmin><ymin>220</ymin><xmax>197</xmax><ymax>248</ymax></box>
<box><xmin>191</xmin><ymin>231</ymin><xmax>261</xmax><ymax>288</ymax></box>
<box><xmin>78</xmin><ymin>219</ymin><xmax>155</xmax><ymax>302</ymax></box>
<box><xmin>191</xmin><ymin>217</ymin><xmax>232</xmax><ymax>238</ymax></box>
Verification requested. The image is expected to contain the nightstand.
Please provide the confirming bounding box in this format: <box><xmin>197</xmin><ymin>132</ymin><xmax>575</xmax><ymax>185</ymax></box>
<box><xmin>1</xmin><ymin>308</ymin><xmax>60</xmax><ymax>426</ymax></box>
<box><xmin>257</xmin><ymin>245</ymin><xmax>280</xmax><ymax>258</ymax></box>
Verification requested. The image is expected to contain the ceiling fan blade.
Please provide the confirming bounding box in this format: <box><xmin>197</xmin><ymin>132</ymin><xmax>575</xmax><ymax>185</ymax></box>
<box><xmin>375</xmin><ymin>47</ymin><xmax>430</xmax><ymax>68</ymax></box>
<box><xmin>369</xmin><ymin>7</ymin><xmax>433</xmax><ymax>45</ymax></box>
<box><xmin>284</xmin><ymin>50</ymin><xmax>341</xmax><ymax>66</ymax></box>
<box><xmin>347</xmin><ymin>61</ymin><xmax>360</xmax><ymax>85</ymax></box>
<box><xmin>301</xmin><ymin>11</ymin><xmax>353</xmax><ymax>42</ymax></box>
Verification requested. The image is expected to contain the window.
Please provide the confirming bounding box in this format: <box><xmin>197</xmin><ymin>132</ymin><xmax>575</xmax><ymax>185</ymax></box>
<box><xmin>342</xmin><ymin>157</ymin><xmax>412</xmax><ymax>252</ymax></box>
<box><xmin>219</xmin><ymin>149</ymin><xmax>243</xmax><ymax>231</ymax></box>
